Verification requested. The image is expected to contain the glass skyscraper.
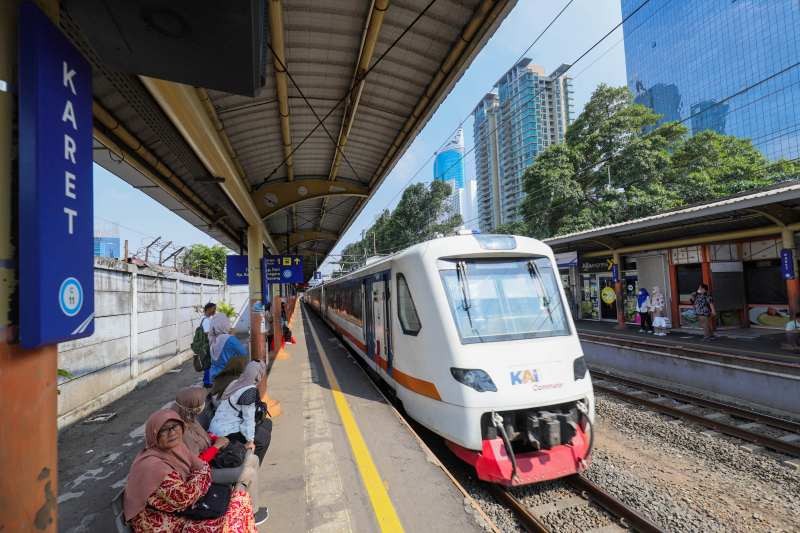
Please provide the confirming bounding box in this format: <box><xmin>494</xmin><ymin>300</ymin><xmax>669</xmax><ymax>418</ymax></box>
<box><xmin>622</xmin><ymin>0</ymin><xmax>800</xmax><ymax>161</ymax></box>
<box><xmin>434</xmin><ymin>128</ymin><xmax>466</xmax><ymax>220</ymax></box>
<box><xmin>472</xmin><ymin>60</ymin><xmax>573</xmax><ymax>232</ymax></box>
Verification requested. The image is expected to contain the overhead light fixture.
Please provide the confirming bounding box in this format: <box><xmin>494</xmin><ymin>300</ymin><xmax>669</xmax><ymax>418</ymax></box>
<box><xmin>195</xmin><ymin>176</ymin><xmax>226</xmax><ymax>183</ymax></box>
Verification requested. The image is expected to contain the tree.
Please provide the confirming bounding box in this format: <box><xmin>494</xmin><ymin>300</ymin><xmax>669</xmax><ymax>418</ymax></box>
<box><xmin>182</xmin><ymin>244</ymin><xmax>228</xmax><ymax>281</ymax></box>
<box><xmin>519</xmin><ymin>83</ymin><xmax>800</xmax><ymax>238</ymax></box>
<box><xmin>337</xmin><ymin>180</ymin><xmax>462</xmax><ymax>272</ymax></box>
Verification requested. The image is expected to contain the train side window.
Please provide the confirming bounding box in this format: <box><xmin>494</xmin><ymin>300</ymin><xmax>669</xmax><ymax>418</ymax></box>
<box><xmin>397</xmin><ymin>274</ymin><xmax>421</xmax><ymax>336</ymax></box>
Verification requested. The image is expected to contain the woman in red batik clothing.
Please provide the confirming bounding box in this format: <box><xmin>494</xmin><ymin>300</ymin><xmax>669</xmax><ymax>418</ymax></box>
<box><xmin>123</xmin><ymin>409</ymin><xmax>255</xmax><ymax>532</ymax></box>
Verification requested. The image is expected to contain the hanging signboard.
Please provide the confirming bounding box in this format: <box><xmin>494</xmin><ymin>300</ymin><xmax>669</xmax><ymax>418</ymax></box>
<box><xmin>18</xmin><ymin>2</ymin><xmax>95</xmax><ymax>347</ymax></box>
<box><xmin>781</xmin><ymin>249</ymin><xmax>795</xmax><ymax>280</ymax></box>
<box><xmin>262</xmin><ymin>255</ymin><xmax>304</xmax><ymax>283</ymax></box>
<box><xmin>226</xmin><ymin>255</ymin><xmax>249</xmax><ymax>285</ymax></box>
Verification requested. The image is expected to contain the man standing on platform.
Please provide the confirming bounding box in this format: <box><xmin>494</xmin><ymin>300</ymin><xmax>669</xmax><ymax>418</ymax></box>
<box><xmin>691</xmin><ymin>284</ymin><xmax>717</xmax><ymax>341</ymax></box>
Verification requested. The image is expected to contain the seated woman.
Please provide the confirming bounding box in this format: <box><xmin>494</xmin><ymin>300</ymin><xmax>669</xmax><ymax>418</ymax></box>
<box><xmin>123</xmin><ymin>409</ymin><xmax>254</xmax><ymax>532</ymax></box>
<box><xmin>208</xmin><ymin>356</ymin><xmax>250</xmax><ymax>407</ymax></box>
<box><xmin>172</xmin><ymin>387</ymin><xmax>268</xmax><ymax>526</ymax></box>
<box><xmin>209</xmin><ymin>361</ymin><xmax>271</xmax><ymax>465</ymax></box>
<box><xmin>208</xmin><ymin>314</ymin><xmax>248</xmax><ymax>382</ymax></box>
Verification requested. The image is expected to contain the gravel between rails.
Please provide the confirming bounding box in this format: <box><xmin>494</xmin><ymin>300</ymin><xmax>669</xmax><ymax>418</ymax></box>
<box><xmin>588</xmin><ymin>392</ymin><xmax>800</xmax><ymax>533</ymax></box>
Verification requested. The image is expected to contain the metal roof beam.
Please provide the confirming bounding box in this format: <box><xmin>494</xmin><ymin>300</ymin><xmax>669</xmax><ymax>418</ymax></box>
<box><xmin>139</xmin><ymin>77</ymin><xmax>278</xmax><ymax>253</ymax></box>
<box><xmin>255</xmin><ymin>179</ymin><xmax>368</xmax><ymax>220</ymax></box>
<box><xmin>271</xmin><ymin>230</ymin><xmax>339</xmax><ymax>251</ymax></box>
<box><xmin>268</xmin><ymin>0</ymin><xmax>295</xmax><ymax>182</ymax></box>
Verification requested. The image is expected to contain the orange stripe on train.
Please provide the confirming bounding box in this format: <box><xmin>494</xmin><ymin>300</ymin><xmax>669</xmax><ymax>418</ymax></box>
<box><xmin>329</xmin><ymin>318</ymin><xmax>441</xmax><ymax>402</ymax></box>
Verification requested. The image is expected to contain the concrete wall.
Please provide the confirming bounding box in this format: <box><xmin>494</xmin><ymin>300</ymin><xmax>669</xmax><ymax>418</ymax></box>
<box><xmin>57</xmin><ymin>257</ymin><xmax>249</xmax><ymax>428</ymax></box>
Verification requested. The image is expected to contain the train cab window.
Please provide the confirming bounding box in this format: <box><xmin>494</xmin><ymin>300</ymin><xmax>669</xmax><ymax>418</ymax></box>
<box><xmin>439</xmin><ymin>257</ymin><xmax>570</xmax><ymax>344</ymax></box>
<box><xmin>397</xmin><ymin>274</ymin><xmax>421</xmax><ymax>335</ymax></box>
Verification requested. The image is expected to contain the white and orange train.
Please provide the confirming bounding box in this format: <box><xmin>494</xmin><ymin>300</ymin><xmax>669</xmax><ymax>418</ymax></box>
<box><xmin>305</xmin><ymin>234</ymin><xmax>595</xmax><ymax>486</ymax></box>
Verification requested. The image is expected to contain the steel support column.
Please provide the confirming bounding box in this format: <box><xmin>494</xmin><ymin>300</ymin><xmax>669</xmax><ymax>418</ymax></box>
<box><xmin>0</xmin><ymin>1</ymin><xmax>58</xmax><ymax>530</ymax></box>
<box><xmin>612</xmin><ymin>251</ymin><xmax>625</xmax><ymax>329</ymax></box>
<box><xmin>247</xmin><ymin>225</ymin><xmax>265</xmax><ymax>361</ymax></box>
<box><xmin>782</xmin><ymin>227</ymin><xmax>800</xmax><ymax>318</ymax></box>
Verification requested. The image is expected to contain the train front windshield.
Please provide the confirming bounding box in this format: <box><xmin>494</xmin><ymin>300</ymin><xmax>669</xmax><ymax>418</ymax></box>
<box><xmin>440</xmin><ymin>257</ymin><xmax>570</xmax><ymax>344</ymax></box>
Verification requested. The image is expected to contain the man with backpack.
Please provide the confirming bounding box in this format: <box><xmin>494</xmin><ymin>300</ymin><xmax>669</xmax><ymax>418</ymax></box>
<box><xmin>192</xmin><ymin>302</ymin><xmax>216</xmax><ymax>387</ymax></box>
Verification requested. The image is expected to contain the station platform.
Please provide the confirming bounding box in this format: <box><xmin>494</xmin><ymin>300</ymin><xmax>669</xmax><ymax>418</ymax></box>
<box><xmin>58</xmin><ymin>304</ymin><xmax>486</xmax><ymax>532</ymax></box>
<box><xmin>577</xmin><ymin>319</ymin><xmax>800</xmax><ymax>416</ymax></box>
<box><xmin>577</xmin><ymin>319</ymin><xmax>800</xmax><ymax>367</ymax></box>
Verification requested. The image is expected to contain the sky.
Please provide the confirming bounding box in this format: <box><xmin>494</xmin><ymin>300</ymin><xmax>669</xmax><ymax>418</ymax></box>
<box><xmin>93</xmin><ymin>0</ymin><xmax>628</xmax><ymax>273</ymax></box>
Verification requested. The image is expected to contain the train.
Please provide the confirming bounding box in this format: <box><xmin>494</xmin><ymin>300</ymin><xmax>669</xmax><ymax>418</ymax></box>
<box><xmin>305</xmin><ymin>233</ymin><xmax>595</xmax><ymax>486</ymax></box>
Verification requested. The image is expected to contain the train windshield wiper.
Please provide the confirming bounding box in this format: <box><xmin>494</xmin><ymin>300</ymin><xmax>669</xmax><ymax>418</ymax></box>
<box><xmin>456</xmin><ymin>261</ymin><xmax>472</xmax><ymax>310</ymax></box>
<box><xmin>528</xmin><ymin>259</ymin><xmax>553</xmax><ymax>323</ymax></box>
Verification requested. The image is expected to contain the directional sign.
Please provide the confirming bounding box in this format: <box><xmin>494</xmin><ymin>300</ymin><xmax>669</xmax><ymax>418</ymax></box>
<box><xmin>262</xmin><ymin>255</ymin><xmax>304</xmax><ymax>283</ymax></box>
<box><xmin>781</xmin><ymin>249</ymin><xmax>795</xmax><ymax>280</ymax></box>
<box><xmin>18</xmin><ymin>2</ymin><xmax>94</xmax><ymax>347</ymax></box>
<box><xmin>226</xmin><ymin>255</ymin><xmax>249</xmax><ymax>285</ymax></box>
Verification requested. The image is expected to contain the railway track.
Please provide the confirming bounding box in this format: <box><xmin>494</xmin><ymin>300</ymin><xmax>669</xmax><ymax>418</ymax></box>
<box><xmin>488</xmin><ymin>475</ymin><xmax>665</xmax><ymax>533</ymax></box>
<box><xmin>592</xmin><ymin>369</ymin><xmax>800</xmax><ymax>458</ymax></box>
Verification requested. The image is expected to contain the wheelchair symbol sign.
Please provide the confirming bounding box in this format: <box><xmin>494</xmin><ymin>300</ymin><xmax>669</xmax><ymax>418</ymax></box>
<box><xmin>59</xmin><ymin>277</ymin><xmax>83</xmax><ymax>317</ymax></box>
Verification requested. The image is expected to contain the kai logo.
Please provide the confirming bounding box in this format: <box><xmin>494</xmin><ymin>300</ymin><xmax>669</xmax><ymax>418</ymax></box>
<box><xmin>510</xmin><ymin>368</ymin><xmax>540</xmax><ymax>385</ymax></box>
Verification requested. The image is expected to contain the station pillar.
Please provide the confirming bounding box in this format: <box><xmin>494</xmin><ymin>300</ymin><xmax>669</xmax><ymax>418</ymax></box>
<box><xmin>247</xmin><ymin>225</ymin><xmax>266</xmax><ymax>361</ymax></box>
<box><xmin>782</xmin><ymin>228</ymin><xmax>799</xmax><ymax>318</ymax></box>
<box><xmin>612</xmin><ymin>251</ymin><xmax>626</xmax><ymax>329</ymax></box>
<box><xmin>0</xmin><ymin>2</ymin><xmax>59</xmax><ymax>531</ymax></box>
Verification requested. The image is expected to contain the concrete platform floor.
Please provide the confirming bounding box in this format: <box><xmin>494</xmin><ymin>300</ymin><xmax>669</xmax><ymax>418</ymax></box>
<box><xmin>58</xmin><ymin>304</ymin><xmax>485</xmax><ymax>532</ymax></box>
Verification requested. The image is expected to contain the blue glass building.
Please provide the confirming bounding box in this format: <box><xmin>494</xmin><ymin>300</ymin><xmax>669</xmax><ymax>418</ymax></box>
<box><xmin>622</xmin><ymin>0</ymin><xmax>800</xmax><ymax>161</ymax></box>
<box><xmin>94</xmin><ymin>236</ymin><xmax>120</xmax><ymax>258</ymax></box>
<box><xmin>433</xmin><ymin>129</ymin><xmax>465</xmax><ymax>189</ymax></box>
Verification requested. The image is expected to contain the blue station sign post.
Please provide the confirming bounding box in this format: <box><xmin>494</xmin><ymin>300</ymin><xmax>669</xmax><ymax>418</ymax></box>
<box><xmin>262</xmin><ymin>255</ymin><xmax>304</xmax><ymax>284</ymax></box>
<box><xmin>226</xmin><ymin>255</ymin><xmax>250</xmax><ymax>285</ymax></box>
<box><xmin>18</xmin><ymin>2</ymin><xmax>94</xmax><ymax>347</ymax></box>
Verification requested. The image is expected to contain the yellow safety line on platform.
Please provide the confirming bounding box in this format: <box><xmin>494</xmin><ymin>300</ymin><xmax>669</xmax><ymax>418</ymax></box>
<box><xmin>306</xmin><ymin>309</ymin><xmax>405</xmax><ymax>533</ymax></box>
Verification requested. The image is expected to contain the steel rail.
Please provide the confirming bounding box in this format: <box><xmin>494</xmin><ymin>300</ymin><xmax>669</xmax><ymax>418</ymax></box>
<box><xmin>486</xmin><ymin>485</ymin><xmax>550</xmax><ymax>533</ymax></box>
<box><xmin>565</xmin><ymin>475</ymin><xmax>665</xmax><ymax>533</ymax></box>
<box><xmin>579</xmin><ymin>332</ymin><xmax>800</xmax><ymax>373</ymax></box>
<box><xmin>595</xmin><ymin>384</ymin><xmax>800</xmax><ymax>457</ymax></box>
<box><xmin>591</xmin><ymin>369</ymin><xmax>800</xmax><ymax>434</ymax></box>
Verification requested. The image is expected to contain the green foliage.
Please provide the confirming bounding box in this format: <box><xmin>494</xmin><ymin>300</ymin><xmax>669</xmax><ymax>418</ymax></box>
<box><xmin>517</xmin><ymin>84</ymin><xmax>800</xmax><ymax>239</ymax></box>
<box><xmin>182</xmin><ymin>244</ymin><xmax>228</xmax><ymax>281</ymax></box>
<box><xmin>216</xmin><ymin>301</ymin><xmax>237</xmax><ymax>319</ymax></box>
<box><xmin>335</xmin><ymin>181</ymin><xmax>462</xmax><ymax>274</ymax></box>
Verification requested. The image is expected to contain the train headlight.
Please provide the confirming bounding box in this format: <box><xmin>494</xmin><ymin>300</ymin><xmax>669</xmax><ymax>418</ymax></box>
<box><xmin>573</xmin><ymin>356</ymin><xmax>588</xmax><ymax>380</ymax></box>
<box><xmin>450</xmin><ymin>368</ymin><xmax>497</xmax><ymax>392</ymax></box>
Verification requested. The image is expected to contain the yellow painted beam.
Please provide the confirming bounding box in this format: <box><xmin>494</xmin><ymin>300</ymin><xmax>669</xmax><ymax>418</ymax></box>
<box><xmin>256</xmin><ymin>179</ymin><xmax>368</xmax><ymax>220</ymax></box>
<box><xmin>272</xmin><ymin>230</ymin><xmax>339</xmax><ymax>251</ymax></box>
<box><xmin>139</xmin><ymin>77</ymin><xmax>277</xmax><ymax>252</ymax></box>
<box><xmin>580</xmin><ymin>222</ymin><xmax>800</xmax><ymax>258</ymax></box>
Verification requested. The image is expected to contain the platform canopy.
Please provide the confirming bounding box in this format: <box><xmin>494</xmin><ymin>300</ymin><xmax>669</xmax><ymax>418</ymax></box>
<box><xmin>546</xmin><ymin>181</ymin><xmax>800</xmax><ymax>256</ymax></box>
<box><xmin>62</xmin><ymin>0</ymin><xmax>517</xmax><ymax>279</ymax></box>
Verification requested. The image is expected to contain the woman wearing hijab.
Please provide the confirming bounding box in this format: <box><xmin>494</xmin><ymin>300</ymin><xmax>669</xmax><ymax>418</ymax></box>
<box><xmin>209</xmin><ymin>361</ymin><xmax>271</xmax><ymax>464</ymax></box>
<box><xmin>123</xmin><ymin>409</ymin><xmax>255</xmax><ymax>532</ymax></box>
<box><xmin>208</xmin><ymin>314</ymin><xmax>248</xmax><ymax>382</ymax></box>
<box><xmin>650</xmin><ymin>286</ymin><xmax>668</xmax><ymax>336</ymax></box>
<box><xmin>209</xmin><ymin>356</ymin><xmax>250</xmax><ymax>405</ymax></box>
<box><xmin>636</xmin><ymin>288</ymin><xmax>653</xmax><ymax>333</ymax></box>
<box><xmin>172</xmin><ymin>388</ymin><xmax>269</xmax><ymax>526</ymax></box>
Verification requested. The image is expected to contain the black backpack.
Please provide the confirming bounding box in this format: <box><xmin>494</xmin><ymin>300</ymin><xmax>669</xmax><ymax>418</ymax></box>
<box><xmin>191</xmin><ymin>325</ymin><xmax>211</xmax><ymax>372</ymax></box>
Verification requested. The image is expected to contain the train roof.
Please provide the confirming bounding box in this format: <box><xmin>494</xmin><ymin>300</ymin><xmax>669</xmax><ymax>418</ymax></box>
<box><xmin>313</xmin><ymin>234</ymin><xmax>554</xmax><ymax>288</ymax></box>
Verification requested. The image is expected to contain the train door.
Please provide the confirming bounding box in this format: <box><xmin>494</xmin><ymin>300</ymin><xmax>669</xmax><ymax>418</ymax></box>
<box><xmin>384</xmin><ymin>274</ymin><xmax>393</xmax><ymax>373</ymax></box>
<box><xmin>372</xmin><ymin>280</ymin><xmax>387</xmax><ymax>370</ymax></box>
<box><xmin>364</xmin><ymin>279</ymin><xmax>375</xmax><ymax>360</ymax></box>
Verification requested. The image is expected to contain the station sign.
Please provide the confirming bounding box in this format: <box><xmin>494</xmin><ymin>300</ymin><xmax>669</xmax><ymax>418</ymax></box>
<box><xmin>18</xmin><ymin>2</ymin><xmax>94</xmax><ymax>347</ymax></box>
<box><xmin>262</xmin><ymin>255</ymin><xmax>304</xmax><ymax>283</ymax></box>
<box><xmin>781</xmin><ymin>249</ymin><xmax>795</xmax><ymax>280</ymax></box>
<box><xmin>226</xmin><ymin>255</ymin><xmax>249</xmax><ymax>285</ymax></box>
